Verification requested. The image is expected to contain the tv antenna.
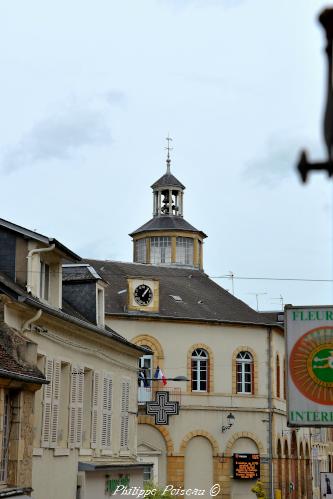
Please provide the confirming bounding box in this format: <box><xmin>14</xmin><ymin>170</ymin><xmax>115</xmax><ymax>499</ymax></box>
<box><xmin>248</xmin><ymin>292</ymin><xmax>267</xmax><ymax>311</ymax></box>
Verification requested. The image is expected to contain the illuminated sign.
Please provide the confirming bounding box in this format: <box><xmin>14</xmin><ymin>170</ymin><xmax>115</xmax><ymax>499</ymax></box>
<box><xmin>286</xmin><ymin>306</ymin><xmax>333</xmax><ymax>427</ymax></box>
<box><xmin>233</xmin><ymin>453</ymin><xmax>260</xmax><ymax>480</ymax></box>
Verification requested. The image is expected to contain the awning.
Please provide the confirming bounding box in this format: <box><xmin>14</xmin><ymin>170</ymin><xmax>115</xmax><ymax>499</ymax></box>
<box><xmin>79</xmin><ymin>462</ymin><xmax>153</xmax><ymax>472</ymax></box>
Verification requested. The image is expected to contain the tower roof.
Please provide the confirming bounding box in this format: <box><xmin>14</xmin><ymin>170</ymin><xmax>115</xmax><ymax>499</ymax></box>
<box><xmin>151</xmin><ymin>172</ymin><xmax>185</xmax><ymax>190</ymax></box>
<box><xmin>130</xmin><ymin>215</ymin><xmax>207</xmax><ymax>238</ymax></box>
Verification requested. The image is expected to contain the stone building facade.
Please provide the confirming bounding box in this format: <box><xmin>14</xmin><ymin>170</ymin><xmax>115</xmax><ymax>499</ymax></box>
<box><xmin>83</xmin><ymin>160</ymin><xmax>332</xmax><ymax>499</ymax></box>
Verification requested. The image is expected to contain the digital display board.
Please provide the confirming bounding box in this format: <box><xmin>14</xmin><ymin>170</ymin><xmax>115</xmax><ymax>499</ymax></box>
<box><xmin>233</xmin><ymin>453</ymin><xmax>260</xmax><ymax>480</ymax></box>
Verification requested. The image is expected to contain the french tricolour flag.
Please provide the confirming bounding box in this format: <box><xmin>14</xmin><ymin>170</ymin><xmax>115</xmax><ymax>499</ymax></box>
<box><xmin>154</xmin><ymin>366</ymin><xmax>167</xmax><ymax>385</ymax></box>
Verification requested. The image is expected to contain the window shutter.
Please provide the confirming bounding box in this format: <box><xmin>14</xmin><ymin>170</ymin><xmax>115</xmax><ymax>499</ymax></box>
<box><xmin>101</xmin><ymin>374</ymin><xmax>112</xmax><ymax>449</ymax></box>
<box><xmin>50</xmin><ymin>360</ymin><xmax>61</xmax><ymax>447</ymax></box>
<box><xmin>41</xmin><ymin>358</ymin><xmax>53</xmax><ymax>447</ymax></box>
<box><xmin>120</xmin><ymin>380</ymin><xmax>130</xmax><ymax>449</ymax></box>
<box><xmin>91</xmin><ymin>371</ymin><xmax>100</xmax><ymax>449</ymax></box>
<box><xmin>75</xmin><ymin>367</ymin><xmax>84</xmax><ymax>448</ymax></box>
<box><xmin>68</xmin><ymin>367</ymin><xmax>78</xmax><ymax>448</ymax></box>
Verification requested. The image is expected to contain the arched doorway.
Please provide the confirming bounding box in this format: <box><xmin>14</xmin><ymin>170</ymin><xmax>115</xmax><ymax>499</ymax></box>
<box><xmin>284</xmin><ymin>440</ymin><xmax>290</xmax><ymax>497</ymax></box>
<box><xmin>276</xmin><ymin>439</ymin><xmax>283</xmax><ymax>493</ymax></box>
<box><xmin>231</xmin><ymin>437</ymin><xmax>259</xmax><ymax>499</ymax></box>
<box><xmin>299</xmin><ymin>442</ymin><xmax>305</xmax><ymax>498</ymax></box>
<box><xmin>184</xmin><ymin>436</ymin><xmax>213</xmax><ymax>492</ymax></box>
<box><xmin>291</xmin><ymin>431</ymin><xmax>298</xmax><ymax>498</ymax></box>
<box><xmin>137</xmin><ymin>424</ymin><xmax>168</xmax><ymax>486</ymax></box>
<box><xmin>305</xmin><ymin>442</ymin><xmax>312</xmax><ymax>499</ymax></box>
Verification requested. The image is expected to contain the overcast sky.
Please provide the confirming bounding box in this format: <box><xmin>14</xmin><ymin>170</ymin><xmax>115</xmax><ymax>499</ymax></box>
<box><xmin>0</xmin><ymin>0</ymin><xmax>332</xmax><ymax>311</ymax></box>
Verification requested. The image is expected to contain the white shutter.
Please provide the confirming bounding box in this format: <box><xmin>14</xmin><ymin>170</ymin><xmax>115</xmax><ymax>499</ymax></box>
<box><xmin>91</xmin><ymin>371</ymin><xmax>100</xmax><ymax>449</ymax></box>
<box><xmin>50</xmin><ymin>360</ymin><xmax>61</xmax><ymax>447</ymax></box>
<box><xmin>75</xmin><ymin>367</ymin><xmax>84</xmax><ymax>448</ymax></box>
<box><xmin>101</xmin><ymin>374</ymin><xmax>112</xmax><ymax>449</ymax></box>
<box><xmin>41</xmin><ymin>358</ymin><xmax>53</xmax><ymax>447</ymax></box>
<box><xmin>120</xmin><ymin>380</ymin><xmax>130</xmax><ymax>449</ymax></box>
<box><xmin>68</xmin><ymin>367</ymin><xmax>77</xmax><ymax>448</ymax></box>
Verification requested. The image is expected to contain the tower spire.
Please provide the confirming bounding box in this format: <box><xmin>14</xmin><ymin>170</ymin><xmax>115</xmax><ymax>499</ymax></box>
<box><xmin>165</xmin><ymin>134</ymin><xmax>173</xmax><ymax>174</ymax></box>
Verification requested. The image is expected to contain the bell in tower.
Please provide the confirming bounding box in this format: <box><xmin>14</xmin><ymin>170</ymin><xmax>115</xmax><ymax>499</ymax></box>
<box><xmin>130</xmin><ymin>137</ymin><xmax>207</xmax><ymax>269</ymax></box>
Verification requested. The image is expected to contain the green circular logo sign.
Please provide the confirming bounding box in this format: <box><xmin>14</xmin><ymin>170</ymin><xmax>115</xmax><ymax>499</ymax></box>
<box><xmin>309</xmin><ymin>345</ymin><xmax>333</xmax><ymax>386</ymax></box>
<box><xmin>290</xmin><ymin>327</ymin><xmax>333</xmax><ymax>404</ymax></box>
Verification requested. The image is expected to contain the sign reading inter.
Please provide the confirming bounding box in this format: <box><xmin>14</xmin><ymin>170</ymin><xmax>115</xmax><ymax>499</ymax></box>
<box><xmin>286</xmin><ymin>305</ymin><xmax>333</xmax><ymax>427</ymax></box>
<box><xmin>233</xmin><ymin>454</ymin><xmax>260</xmax><ymax>480</ymax></box>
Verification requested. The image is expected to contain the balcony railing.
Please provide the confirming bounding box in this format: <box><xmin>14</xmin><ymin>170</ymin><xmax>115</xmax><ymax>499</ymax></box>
<box><xmin>138</xmin><ymin>386</ymin><xmax>182</xmax><ymax>405</ymax></box>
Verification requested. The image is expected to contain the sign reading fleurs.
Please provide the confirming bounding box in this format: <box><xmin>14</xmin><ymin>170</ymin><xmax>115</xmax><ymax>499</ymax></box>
<box><xmin>286</xmin><ymin>305</ymin><xmax>333</xmax><ymax>426</ymax></box>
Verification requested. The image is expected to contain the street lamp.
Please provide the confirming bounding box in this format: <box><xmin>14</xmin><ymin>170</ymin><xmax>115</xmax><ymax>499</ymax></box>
<box><xmin>221</xmin><ymin>412</ymin><xmax>235</xmax><ymax>433</ymax></box>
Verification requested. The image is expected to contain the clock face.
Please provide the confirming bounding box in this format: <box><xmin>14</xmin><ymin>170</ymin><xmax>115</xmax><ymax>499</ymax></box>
<box><xmin>134</xmin><ymin>284</ymin><xmax>153</xmax><ymax>306</ymax></box>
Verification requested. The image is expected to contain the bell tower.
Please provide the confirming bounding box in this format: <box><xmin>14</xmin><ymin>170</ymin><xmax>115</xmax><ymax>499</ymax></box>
<box><xmin>130</xmin><ymin>138</ymin><xmax>207</xmax><ymax>269</ymax></box>
<box><xmin>152</xmin><ymin>136</ymin><xmax>185</xmax><ymax>217</ymax></box>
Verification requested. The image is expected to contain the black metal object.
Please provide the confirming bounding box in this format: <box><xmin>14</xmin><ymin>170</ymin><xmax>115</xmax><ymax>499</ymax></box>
<box><xmin>221</xmin><ymin>412</ymin><xmax>235</xmax><ymax>433</ymax></box>
<box><xmin>146</xmin><ymin>391</ymin><xmax>179</xmax><ymax>425</ymax></box>
<box><xmin>297</xmin><ymin>8</ymin><xmax>333</xmax><ymax>182</ymax></box>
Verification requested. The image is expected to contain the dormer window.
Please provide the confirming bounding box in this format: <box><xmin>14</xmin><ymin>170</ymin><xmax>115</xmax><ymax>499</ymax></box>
<box><xmin>40</xmin><ymin>262</ymin><xmax>50</xmax><ymax>301</ymax></box>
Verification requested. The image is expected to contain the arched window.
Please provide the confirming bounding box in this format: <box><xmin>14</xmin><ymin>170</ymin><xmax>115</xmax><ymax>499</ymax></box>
<box><xmin>276</xmin><ymin>354</ymin><xmax>281</xmax><ymax>398</ymax></box>
<box><xmin>236</xmin><ymin>351</ymin><xmax>253</xmax><ymax>394</ymax></box>
<box><xmin>191</xmin><ymin>348</ymin><xmax>208</xmax><ymax>392</ymax></box>
<box><xmin>283</xmin><ymin>357</ymin><xmax>286</xmax><ymax>400</ymax></box>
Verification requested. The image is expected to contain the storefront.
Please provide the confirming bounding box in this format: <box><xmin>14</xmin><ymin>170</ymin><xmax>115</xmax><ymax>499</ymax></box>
<box><xmin>78</xmin><ymin>462</ymin><xmax>152</xmax><ymax>499</ymax></box>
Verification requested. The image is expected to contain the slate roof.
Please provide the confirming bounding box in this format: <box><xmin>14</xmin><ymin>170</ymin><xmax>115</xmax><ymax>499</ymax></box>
<box><xmin>0</xmin><ymin>271</ymin><xmax>147</xmax><ymax>354</ymax></box>
<box><xmin>0</xmin><ymin>323</ymin><xmax>46</xmax><ymax>384</ymax></box>
<box><xmin>151</xmin><ymin>172</ymin><xmax>185</xmax><ymax>190</ymax></box>
<box><xmin>0</xmin><ymin>217</ymin><xmax>81</xmax><ymax>261</ymax></box>
<box><xmin>62</xmin><ymin>264</ymin><xmax>102</xmax><ymax>282</ymax></box>
<box><xmin>259</xmin><ymin>311</ymin><xmax>284</xmax><ymax>325</ymax></box>
<box><xmin>130</xmin><ymin>215</ymin><xmax>207</xmax><ymax>238</ymax></box>
<box><xmin>84</xmin><ymin>260</ymin><xmax>280</xmax><ymax>327</ymax></box>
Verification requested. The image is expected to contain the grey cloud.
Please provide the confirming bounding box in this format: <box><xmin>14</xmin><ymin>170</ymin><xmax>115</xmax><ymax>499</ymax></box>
<box><xmin>1</xmin><ymin>100</ymin><xmax>114</xmax><ymax>174</ymax></box>
<box><xmin>244</xmin><ymin>137</ymin><xmax>324</xmax><ymax>186</ymax></box>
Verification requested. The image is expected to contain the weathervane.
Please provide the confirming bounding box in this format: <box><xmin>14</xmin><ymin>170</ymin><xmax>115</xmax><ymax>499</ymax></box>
<box><xmin>165</xmin><ymin>134</ymin><xmax>173</xmax><ymax>174</ymax></box>
<box><xmin>297</xmin><ymin>8</ymin><xmax>333</xmax><ymax>182</ymax></box>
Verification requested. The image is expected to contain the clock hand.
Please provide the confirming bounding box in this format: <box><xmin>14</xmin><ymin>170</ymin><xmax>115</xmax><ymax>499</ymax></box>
<box><xmin>142</xmin><ymin>288</ymin><xmax>149</xmax><ymax>297</ymax></box>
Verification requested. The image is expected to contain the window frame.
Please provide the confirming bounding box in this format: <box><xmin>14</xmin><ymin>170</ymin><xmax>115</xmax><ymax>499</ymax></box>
<box><xmin>40</xmin><ymin>261</ymin><xmax>50</xmax><ymax>301</ymax></box>
<box><xmin>135</xmin><ymin>238</ymin><xmax>147</xmax><ymax>263</ymax></box>
<box><xmin>236</xmin><ymin>351</ymin><xmax>253</xmax><ymax>395</ymax></box>
<box><xmin>150</xmin><ymin>236</ymin><xmax>171</xmax><ymax>264</ymax></box>
<box><xmin>191</xmin><ymin>348</ymin><xmax>209</xmax><ymax>392</ymax></box>
<box><xmin>176</xmin><ymin>237</ymin><xmax>194</xmax><ymax>266</ymax></box>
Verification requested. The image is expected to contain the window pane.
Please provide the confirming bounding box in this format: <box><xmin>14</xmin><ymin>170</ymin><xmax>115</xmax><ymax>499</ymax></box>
<box><xmin>151</xmin><ymin>237</ymin><xmax>171</xmax><ymax>264</ymax></box>
<box><xmin>176</xmin><ymin>237</ymin><xmax>194</xmax><ymax>265</ymax></box>
<box><xmin>135</xmin><ymin>239</ymin><xmax>147</xmax><ymax>263</ymax></box>
<box><xmin>192</xmin><ymin>351</ymin><xmax>208</xmax><ymax>391</ymax></box>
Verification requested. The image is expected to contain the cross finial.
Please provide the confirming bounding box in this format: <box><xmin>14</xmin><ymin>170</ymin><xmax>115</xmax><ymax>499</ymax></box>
<box><xmin>165</xmin><ymin>134</ymin><xmax>173</xmax><ymax>174</ymax></box>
